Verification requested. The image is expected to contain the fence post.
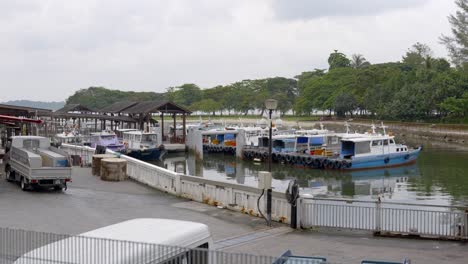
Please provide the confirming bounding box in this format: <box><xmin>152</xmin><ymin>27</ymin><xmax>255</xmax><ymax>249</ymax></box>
<box><xmin>464</xmin><ymin>210</ymin><xmax>468</xmax><ymax>240</ymax></box>
<box><xmin>375</xmin><ymin>197</ymin><xmax>382</xmax><ymax>235</ymax></box>
<box><xmin>175</xmin><ymin>173</ymin><xmax>182</xmax><ymax>195</ymax></box>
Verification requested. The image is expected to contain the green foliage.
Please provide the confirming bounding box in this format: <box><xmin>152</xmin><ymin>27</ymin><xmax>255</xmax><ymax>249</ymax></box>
<box><xmin>66</xmin><ymin>87</ymin><xmax>165</xmax><ymax>109</ymax></box>
<box><xmin>2</xmin><ymin>100</ymin><xmax>64</xmax><ymax>111</ymax></box>
<box><xmin>294</xmin><ymin>44</ymin><xmax>468</xmax><ymax>121</ymax></box>
<box><xmin>328</xmin><ymin>50</ymin><xmax>351</xmax><ymax>70</ymax></box>
<box><xmin>440</xmin><ymin>0</ymin><xmax>468</xmax><ymax>67</ymax></box>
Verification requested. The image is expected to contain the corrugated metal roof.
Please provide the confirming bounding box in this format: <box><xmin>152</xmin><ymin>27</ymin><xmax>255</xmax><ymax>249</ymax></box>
<box><xmin>121</xmin><ymin>101</ymin><xmax>191</xmax><ymax>114</ymax></box>
<box><xmin>55</xmin><ymin>104</ymin><xmax>95</xmax><ymax>114</ymax></box>
<box><xmin>99</xmin><ymin>101</ymin><xmax>139</xmax><ymax>113</ymax></box>
<box><xmin>0</xmin><ymin>103</ymin><xmax>52</xmax><ymax>116</ymax></box>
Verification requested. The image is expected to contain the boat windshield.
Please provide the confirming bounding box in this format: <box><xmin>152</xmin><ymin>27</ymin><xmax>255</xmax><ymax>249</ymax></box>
<box><xmin>142</xmin><ymin>134</ymin><xmax>158</xmax><ymax>142</ymax></box>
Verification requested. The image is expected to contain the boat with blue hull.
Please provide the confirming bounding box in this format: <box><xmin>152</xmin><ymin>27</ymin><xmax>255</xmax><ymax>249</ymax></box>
<box><xmin>125</xmin><ymin>147</ymin><xmax>165</xmax><ymax>161</ymax></box>
<box><xmin>121</xmin><ymin>130</ymin><xmax>166</xmax><ymax>161</ymax></box>
<box><xmin>340</xmin><ymin>134</ymin><xmax>421</xmax><ymax>170</ymax></box>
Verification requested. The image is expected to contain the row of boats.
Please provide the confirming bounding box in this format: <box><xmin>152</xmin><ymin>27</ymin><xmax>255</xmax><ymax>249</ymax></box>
<box><xmin>202</xmin><ymin>122</ymin><xmax>422</xmax><ymax>170</ymax></box>
<box><xmin>54</xmin><ymin>128</ymin><xmax>166</xmax><ymax>161</ymax></box>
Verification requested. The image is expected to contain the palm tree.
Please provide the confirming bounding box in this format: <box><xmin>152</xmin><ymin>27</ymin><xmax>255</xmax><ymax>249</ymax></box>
<box><xmin>351</xmin><ymin>54</ymin><xmax>371</xmax><ymax>69</ymax></box>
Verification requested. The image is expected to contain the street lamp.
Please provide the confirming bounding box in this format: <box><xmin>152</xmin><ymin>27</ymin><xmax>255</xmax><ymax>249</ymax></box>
<box><xmin>264</xmin><ymin>99</ymin><xmax>277</xmax><ymax>226</ymax></box>
<box><xmin>264</xmin><ymin>99</ymin><xmax>277</xmax><ymax>172</ymax></box>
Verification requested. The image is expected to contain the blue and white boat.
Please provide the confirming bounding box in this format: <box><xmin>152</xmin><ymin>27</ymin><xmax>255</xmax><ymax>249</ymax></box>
<box><xmin>121</xmin><ymin>130</ymin><xmax>166</xmax><ymax>161</ymax></box>
<box><xmin>340</xmin><ymin>133</ymin><xmax>421</xmax><ymax>170</ymax></box>
<box><xmin>89</xmin><ymin>130</ymin><xmax>125</xmax><ymax>152</ymax></box>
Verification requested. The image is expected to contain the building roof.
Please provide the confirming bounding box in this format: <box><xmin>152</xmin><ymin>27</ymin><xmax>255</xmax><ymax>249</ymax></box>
<box><xmin>121</xmin><ymin>101</ymin><xmax>191</xmax><ymax>114</ymax></box>
<box><xmin>99</xmin><ymin>101</ymin><xmax>139</xmax><ymax>113</ymax></box>
<box><xmin>52</xmin><ymin>112</ymin><xmax>137</xmax><ymax>123</ymax></box>
<box><xmin>55</xmin><ymin>104</ymin><xmax>95</xmax><ymax>114</ymax></box>
<box><xmin>0</xmin><ymin>103</ymin><xmax>52</xmax><ymax>117</ymax></box>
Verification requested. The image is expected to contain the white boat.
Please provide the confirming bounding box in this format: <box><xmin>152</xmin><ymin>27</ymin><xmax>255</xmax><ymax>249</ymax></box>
<box><xmin>121</xmin><ymin>130</ymin><xmax>166</xmax><ymax>161</ymax></box>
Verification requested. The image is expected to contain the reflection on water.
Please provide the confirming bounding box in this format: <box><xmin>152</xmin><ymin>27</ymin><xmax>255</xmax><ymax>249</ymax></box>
<box><xmin>151</xmin><ymin>144</ymin><xmax>468</xmax><ymax>207</ymax></box>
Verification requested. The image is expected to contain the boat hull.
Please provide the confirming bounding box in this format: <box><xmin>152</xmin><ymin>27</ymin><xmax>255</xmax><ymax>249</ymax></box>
<box><xmin>124</xmin><ymin>148</ymin><xmax>166</xmax><ymax>161</ymax></box>
<box><xmin>346</xmin><ymin>147</ymin><xmax>421</xmax><ymax>170</ymax></box>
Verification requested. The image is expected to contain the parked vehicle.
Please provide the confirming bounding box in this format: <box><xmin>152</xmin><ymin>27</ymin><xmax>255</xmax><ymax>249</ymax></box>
<box><xmin>3</xmin><ymin>136</ymin><xmax>72</xmax><ymax>191</ymax></box>
<box><xmin>13</xmin><ymin>218</ymin><xmax>213</xmax><ymax>264</ymax></box>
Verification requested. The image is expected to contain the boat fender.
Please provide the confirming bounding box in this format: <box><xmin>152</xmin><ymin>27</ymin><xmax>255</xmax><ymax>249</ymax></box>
<box><xmin>347</xmin><ymin>162</ymin><xmax>352</xmax><ymax>168</ymax></box>
<box><xmin>285</xmin><ymin>154</ymin><xmax>292</xmax><ymax>163</ymax></box>
<box><xmin>341</xmin><ymin>160</ymin><xmax>347</xmax><ymax>169</ymax></box>
<box><xmin>302</xmin><ymin>156</ymin><xmax>307</xmax><ymax>164</ymax></box>
<box><xmin>272</xmin><ymin>153</ymin><xmax>278</xmax><ymax>162</ymax></box>
<box><xmin>335</xmin><ymin>160</ymin><xmax>342</xmax><ymax>169</ymax></box>
<box><xmin>384</xmin><ymin>157</ymin><xmax>390</xmax><ymax>164</ymax></box>
<box><xmin>404</xmin><ymin>154</ymin><xmax>410</xmax><ymax>160</ymax></box>
<box><xmin>262</xmin><ymin>152</ymin><xmax>268</xmax><ymax>159</ymax></box>
<box><xmin>243</xmin><ymin>151</ymin><xmax>249</xmax><ymax>159</ymax></box>
<box><xmin>306</xmin><ymin>157</ymin><xmax>313</xmax><ymax>165</ymax></box>
<box><xmin>312</xmin><ymin>158</ymin><xmax>320</xmax><ymax>167</ymax></box>
<box><xmin>231</xmin><ymin>147</ymin><xmax>236</xmax><ymax>155</ymax></box>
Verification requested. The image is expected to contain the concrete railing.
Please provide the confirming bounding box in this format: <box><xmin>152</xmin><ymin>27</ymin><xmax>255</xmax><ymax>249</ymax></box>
<box><xmin>61</xmin><ymin>144</ymin><xmax>291</xmax><ymax>224</ymax></box>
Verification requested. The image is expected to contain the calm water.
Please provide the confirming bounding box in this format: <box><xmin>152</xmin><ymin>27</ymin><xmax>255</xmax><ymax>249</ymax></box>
<box><xmin>152</xmin><ymin>139</ymin><xmax>468</xmax><ymax>207</ymax></box>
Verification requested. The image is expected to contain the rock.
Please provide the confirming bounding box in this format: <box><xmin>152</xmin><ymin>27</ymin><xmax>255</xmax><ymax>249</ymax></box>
<box><xmin>100</xmin><ymin>158</ymin><xmax>127</xmax><ymax>181</ymax></box>
<box><xmin>92</xmin><ymin>154</ymin><xmax>115</xmax><ymax>176</ymax></box>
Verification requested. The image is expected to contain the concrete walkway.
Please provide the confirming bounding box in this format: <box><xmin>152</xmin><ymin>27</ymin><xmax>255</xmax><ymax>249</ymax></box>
<box><xmin>0</xmin><ymin>166</ymin><xmax>466</xmax><ymax>263</ymax></box>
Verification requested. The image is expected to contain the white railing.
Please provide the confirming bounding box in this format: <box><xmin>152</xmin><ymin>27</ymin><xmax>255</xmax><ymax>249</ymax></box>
<box><xmin>299</xmin><ymin>197</ymin><xmax>468</xmax><ymax>240</ymax></box>
<box><xmin>60</xmin><ymin>144</ymin><xmax>96</xmax><ymax>166</ymax></box>
<box><xmin>61</xmin><ymin>144</ymin><xmax>291</xmax><ymax>224</ymax></box>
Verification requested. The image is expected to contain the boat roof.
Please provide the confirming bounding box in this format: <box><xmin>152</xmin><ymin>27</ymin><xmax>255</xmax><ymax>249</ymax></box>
<box><xmin>124</xmin><ymin>130</ymin><xmax>158</xmax><ymax>135</ymax></box>
<box><xmin>342</xmin><ymin>135</ymin><xmax>394</xmax><ymax>142</ymax></box>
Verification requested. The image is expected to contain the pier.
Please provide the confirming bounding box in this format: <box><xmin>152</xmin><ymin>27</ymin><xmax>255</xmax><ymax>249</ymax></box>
<box><xmin>60</xmin><ymin>143</ymin><xmax>468</xmax><ymax>241</ymax></box>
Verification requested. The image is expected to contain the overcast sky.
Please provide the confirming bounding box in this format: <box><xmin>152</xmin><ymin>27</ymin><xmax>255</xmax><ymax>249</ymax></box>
<box><xmin>0</xmin><ymin>0</ymin><xmax>457</xmax><ymax>101</ymax></box>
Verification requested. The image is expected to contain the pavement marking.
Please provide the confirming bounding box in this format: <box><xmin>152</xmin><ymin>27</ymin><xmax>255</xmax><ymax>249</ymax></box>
<box><xmin>214</xmin><ymin>226</ymin><xmax>293</xmax><ymax>250</ymax></box>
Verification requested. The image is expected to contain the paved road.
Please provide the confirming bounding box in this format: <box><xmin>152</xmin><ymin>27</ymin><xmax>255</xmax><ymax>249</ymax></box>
<box><xmin>0</xmin><ymin>166</ymin><xmax>466</xmax><ymax>263</ymax></box>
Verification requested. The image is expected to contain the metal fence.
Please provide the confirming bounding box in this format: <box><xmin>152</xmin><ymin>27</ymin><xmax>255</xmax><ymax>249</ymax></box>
<box><xmin>299</xmin><ymin>197</ymin><xmax>468</xmax><ymax>240</ymax></box>
<box><xmin>0</xmin><ymin>228</ymin><xmax>328</xmax><ymax>264</ymax></box>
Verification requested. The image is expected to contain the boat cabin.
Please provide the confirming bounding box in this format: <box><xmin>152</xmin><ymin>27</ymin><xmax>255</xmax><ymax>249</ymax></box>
<box><xmin>89</xmin><ymin>131</ymin><xmax>121</xmax><ymax>148</ymax></box>
<box><xmin>340</xmin><ymin>136</ymin><xmax>407</xmax><ymax>159</ymax></box>
<box><xmin>123</xmin><ymin>130</ymin><xmax>161</xmax><ymax>150</ymax></box>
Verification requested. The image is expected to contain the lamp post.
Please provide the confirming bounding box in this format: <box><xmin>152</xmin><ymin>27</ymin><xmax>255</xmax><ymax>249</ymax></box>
<box><xmin>264</xmin><ymin>99</ymin><xmax>277</xmax><ymax>226</ymax></box>
<box><xmin>264</xmin><ymin>99</ymin><xmax>277</xmax><ymax>172</ymax></box>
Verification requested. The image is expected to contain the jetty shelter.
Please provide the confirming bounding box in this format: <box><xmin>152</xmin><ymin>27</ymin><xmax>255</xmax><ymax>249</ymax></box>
<box><xmin>53</xmin><ymin>104</ymin><xmax>137</xmax><ymax>131</ymax></box>
<box><xmin>99</xmin><ymin>101</ymin><xmax>192</xmax><ymax>143</ymax></box>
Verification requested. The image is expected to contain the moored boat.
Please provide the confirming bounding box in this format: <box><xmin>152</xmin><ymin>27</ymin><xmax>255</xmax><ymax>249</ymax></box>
<box><xmin>89</xmin><ymin>130</ymin><xmax>125</xmax><ymax>152</ymax></box>
<box><xmin>121</xmin><ymin>130</ymin><xmax>166</xmax><ymax>161</ymax></box>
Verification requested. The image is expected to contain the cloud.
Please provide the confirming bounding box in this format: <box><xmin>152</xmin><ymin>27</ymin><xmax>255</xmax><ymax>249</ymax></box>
<box><xmin>271</xmin><ymin>0</ymin><xmax>429</xmax><ymax>20</ymax></box>
<box><xmin>0</xmin><ymin>0</ymin><xmax>456</xmax><ymax>101</ymax></box>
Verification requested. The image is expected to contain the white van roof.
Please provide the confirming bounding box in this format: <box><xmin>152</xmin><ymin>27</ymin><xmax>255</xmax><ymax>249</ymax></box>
<box><xmin>81</xmin><ymin>218</ymin><xmax>210</xmax><ymax>246</ymax></box>
<box><xmin>14</xmin><ymin>219</ymin><xmax>212</xmax><ymax>264</ymax></box>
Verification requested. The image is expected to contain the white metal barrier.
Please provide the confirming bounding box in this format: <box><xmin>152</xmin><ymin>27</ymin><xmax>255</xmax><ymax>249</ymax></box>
<box><xmin>61</xmin><ymin>144</ymin><xmax>291</xmax><ymax>224</ymax></box>
<box><xmin>299</xmin><ymin>197</ymin><xmax>468</xmax><ymax>240</ymax></box>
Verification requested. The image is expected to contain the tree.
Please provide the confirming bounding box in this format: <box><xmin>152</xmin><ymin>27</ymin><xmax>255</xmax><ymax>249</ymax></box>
<box><xmin>439</xmin><ymin>92</ymin><xmax>468</xmax><ymax>117</ymax></box>
<box><xmin>402</xmin><ymin>42</ymin><xmax>433</xmax><ymax>67</ymax></box>
<box><xmin>328</xmin><ymin>50</ymin><xmax>351</xmax><ymax>70</ymax></box>
<box><xmin>191</xmin><ymin>99</ymin><xmax>222</xmax><ymax>116</ymax></box>
<box><xmin>334</xmin><ymin>93</ymin><xmax>357</xmax><ymax>117</ymax></box>
<box><xmin>350</xmin><ymin>54</ymin><xmax>371</xmax><ymax>69</ymax></box>
<box><xmin>440</xmin><ymin>0</ymin><xmax>468</xmax><ymax>67</ymax></box>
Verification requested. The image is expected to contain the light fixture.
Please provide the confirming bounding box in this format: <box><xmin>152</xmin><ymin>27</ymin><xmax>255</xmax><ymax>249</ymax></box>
<box><xmin>264</xmin><ymin>99</ymin><xmax>278</xmax><ymax>110</ymax></box>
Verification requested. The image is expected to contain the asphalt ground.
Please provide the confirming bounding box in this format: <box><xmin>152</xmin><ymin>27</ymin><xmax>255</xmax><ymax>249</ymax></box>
<box><xmin>0</xmin><ymin>166</ymin><xmax>466</xmax><ymax>263</ymax></box>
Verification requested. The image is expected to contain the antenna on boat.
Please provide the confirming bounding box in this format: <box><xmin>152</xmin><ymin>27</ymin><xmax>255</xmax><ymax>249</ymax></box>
<box><xmin>380</xmin><ymin>122</ymin><xmax>388</xmax><ymax>136</ymax></box>
<box><xmin>371</xmin><ymin>123</ymin><xmax>377</xmax><ymax>134</ymax></box>
<box><xmin>344</xmin><ymin>122</ymin><xmax>351</xmax><ymax>134</ymax></box>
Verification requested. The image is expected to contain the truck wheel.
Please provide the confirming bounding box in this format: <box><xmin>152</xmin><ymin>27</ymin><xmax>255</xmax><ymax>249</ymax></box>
<box><xmin>5</xmin><ymin>167</ymin><xmax>14</xmax><ymax>182</ymax></box>
<box><xmin>20</xmin><ymin>177</ymin><xmax>29</xmax><ymax>191</ymax></box>
<box><xmin>54</xmin><ymin>186</ymin><xmax>63</xmax><ymax>191</ymax></box>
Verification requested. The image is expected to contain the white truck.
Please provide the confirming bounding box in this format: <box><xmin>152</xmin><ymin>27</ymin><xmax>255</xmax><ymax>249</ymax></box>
<box><xmin>3</xmin><ymin>136</ymin><xmax>72</xmax><ymax>191</ymax></box>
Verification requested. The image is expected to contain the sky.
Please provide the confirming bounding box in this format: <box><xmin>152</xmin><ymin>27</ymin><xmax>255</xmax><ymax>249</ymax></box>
<box><xmin>0</xmin><ymin>0</ymin><xmax>458</xmax><ymax>101</ymax></box>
